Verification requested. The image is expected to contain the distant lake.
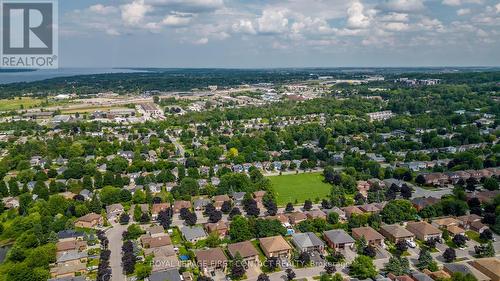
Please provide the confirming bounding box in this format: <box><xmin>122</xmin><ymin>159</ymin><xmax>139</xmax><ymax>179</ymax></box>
<box><xmin>0</xmin><ymin>68</ymin><xmax>148</xmax><ymax>84</ymax></box>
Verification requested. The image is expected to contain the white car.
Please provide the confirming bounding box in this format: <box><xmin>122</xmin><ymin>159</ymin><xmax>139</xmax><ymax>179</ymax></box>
<box><xmin>406</xmin><ymin>240</ymin><xmax>417</xmax><ymax>248</ymax></box>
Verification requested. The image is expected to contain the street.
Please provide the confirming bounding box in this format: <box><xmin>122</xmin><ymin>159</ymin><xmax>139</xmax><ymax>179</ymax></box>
<box><xmin>411</xmin><ymin>185</ymin><xmax>453</xmax><ymax>199</ymax></box>
<box><xmin>106</xmin><ymin>223</ymin><xmax>127</xmax><ymax>281</ymax></box>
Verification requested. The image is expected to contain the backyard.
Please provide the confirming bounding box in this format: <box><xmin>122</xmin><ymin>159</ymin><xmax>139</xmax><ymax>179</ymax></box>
<box><xmin>268</xmin><ymin>172</ymin><xmax>332</xmax><ymax>206</ymax></box>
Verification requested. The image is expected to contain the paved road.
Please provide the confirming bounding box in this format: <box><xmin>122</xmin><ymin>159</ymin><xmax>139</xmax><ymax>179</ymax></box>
<box><xmin>106</xmin><ymin>224</ymin><xmax>127</xmax><ymax>281</ymax></box>
<box><xmin>411</xmin><ymin>185</ymin><xmax>453</xmax><ymax>199</ymax></box>
<box><xmin>167</xmin><ymin>134</ymin><xmax>186</xmax><ymax>157</ymax></box>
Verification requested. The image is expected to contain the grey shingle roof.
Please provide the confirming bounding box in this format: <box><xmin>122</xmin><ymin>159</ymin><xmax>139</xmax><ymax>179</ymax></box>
<box><xmin>180</xmin><ymin>226</ymin><xmax>207</xmax><ymax>241</ymax></box>
<box><xmin>323</xmin><ymin>229</ymin><xmax>355</xmax><ymax>244</ymax></box>
<box><xmin>149</xmin><ymin>268</ymin><xmax>183</xmax><ymax>281</ymax></box>
<box><xmin>291</xmin><ymin>232</ymin><xmax>324</xmax><ymax>249</ymax></box>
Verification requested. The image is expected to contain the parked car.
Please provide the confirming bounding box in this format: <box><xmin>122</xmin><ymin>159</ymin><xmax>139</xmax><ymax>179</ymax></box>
<box><xmin>406</xmin><ymin>240</ymin><xmax>416</xmax><ymax>248</ymax></box>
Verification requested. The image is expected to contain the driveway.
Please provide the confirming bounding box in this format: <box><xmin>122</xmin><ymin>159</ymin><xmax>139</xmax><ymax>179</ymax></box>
<box><xmin>105</xmin><ymin>223</ymin><xmax>127</xmax><ymax>281</ymax></box>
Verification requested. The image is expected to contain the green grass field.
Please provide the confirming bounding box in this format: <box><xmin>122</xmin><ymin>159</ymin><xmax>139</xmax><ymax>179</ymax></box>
<box><xmin>0</xmin><ymin>97</ymin><xmax>43</xmax><ymax>111</ymax></box>
<box><xmin>268</xmin><ymin>172</ymin><xmax>331</xmax><ymax>206</ymax></box>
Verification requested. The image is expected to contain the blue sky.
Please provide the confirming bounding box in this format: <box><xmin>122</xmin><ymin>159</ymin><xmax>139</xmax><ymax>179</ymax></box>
<box><xmin>58</xmin><ymin>0</ymin><xmax>500</xmax><ymax>67</ymax></box>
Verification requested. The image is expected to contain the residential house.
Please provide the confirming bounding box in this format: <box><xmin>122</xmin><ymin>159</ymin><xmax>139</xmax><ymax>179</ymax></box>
<box><xmin>430</xmin><ymin>217</ymin><xmax>465</xmax><ymax>236</ymax></box>
<box><xmin>357</xmin><ymin>181</ymin><xmax>371</xmax><ymax>197</ymax></box>
<box><xmin>266</xmin><ymin>214</ymin><xmax>291</xmax><ymax>229</ymax></box>
<box><xmin>443</xmin><ymin>263</ymin><xmax>490</xmax><ymax>281</ymax></box>
<box><xmin>79</xmin><ymin>189</ymin><xmax>92</xmax><ymax>201</ymax></box>
<box><xmin>259</xmin><ymin>235</ymin><xmax>293</xmax><ymax>259</ymax></box>
<box><xmin>148</xmin><ymin>225</ymin><xmax>166</xmax><ymax>237</ymax></box>
<box><xmin>458</xmin><ymin>214</ymin><xmax>482</xmax><ymax>230</ymax></box>
<box><xmin>232</xmin><ymin>192</ymin><xmax>246</xmax><ymax>206</ymax></box>
<box><xmin>470</xmin><ymin>258</ymin><xmax>500</xmax><ymax>281</ymax></box>
<box><xmin>406</xmin><ymin>221</ymin><xmax>442</xmax><ymax>241</ymax></box>
<box><xmin>106</xmin><ymin>203</ymin><xmax>124</xmax><ymax>223</ymax></box>
<box><xmin>140</xmin><ymin>234</ymin><xmax>172</xmax><ymax>249</ymax></box>
<box><xmin>411</xmin><ymin>197</ymin><xmax>440</xmax><ymax>211</ymax></box>
<box><xmin>173</xmin><ymin>200</ymin><xmax>192</xmax><ymax>213</ymax></box>
<box><xmin>50</xmin><ymin>262</ymin><xmax>87</xmax><ymax>279</ymax></box>
<box><xmin>470</xmin><ymin>221</ymin><xmax>489</xmax><ymax>233</ymax></box>
<box><xmin>358</xmin><ymin>203</ymin><xmax>383</xmax><ymax>214</ymax></box>
<box><xmin>343</xmin><ymin>206</ymin><xmax>363</xmax><ymax>219</ymax></box>
<box><xmin>352</xmin><ymin>227</ymin><xmax>385</xmax><ymax>247</ymax></box>
<box><xmin>2</xmin><ymin>197</ymin><xmax>19</xmax><ymax>209</ymax></box>
<box><xmin>379</xmin><ymin>224</ymin><xmax>415</xmax><ymax>243</ymax></box>
<box><xmin>194</xmin><ymin>198</ymin><xmax>211</xmax><ymax>211</ymax></box>
<box><xmin>291</xmin><ymin>232</ymin><xmax>325</xmax><ymax>254</ymax></box>
<box><xmin>149</xmin><ymin>268</ymin><xmax>183</xmax><ymax>281</ymax></box>
<box><xmin>432</xmin><ymin>217</ymin><xmax>460</xmax><ymax>229</ymax></box>
<box><xmin>56</xmin><ymin>240</ymin><xmax>87</xmax><ymax>253</ymax></box>
<box><xmin>56</xmin><ymin>250</ymin><xmax>88</xmax><ymax>265</ymax></box>
<box><xmin>411</xmin><ymin>272</ymin><xmax>435</xmax><ymax>281</ymax></box>
<box><xmin>74</xmin><ymin>213</ymin><xmax>103</xmax><ymax>229</ymax></box>
<box><xmin>151</xmin><ymin>203</ymin><xmax>170</xmax><ymax>220</ymax></box>
<box><xmin>287</xmin><ymin>211</ymin><xmax>307</xmax><ymax>225</ymax></box>
<box><xmin>213</xmin><ymin>194</ymin><xmax>231</xmax><ymax>210</ymax></box>
<box><xmin>195</xmin><ymin>248</ymin><xmax>228</xmax><ymax>276</ymax></box>
<box><xmin>447</xmin><ymin>225</ymin><xmax>466</xmax><ymax>236</ymax></box>
<box><xmin>323</xmin><ymin>207</ymin><xmax>347</xmax><ymax>221</ymax></box>
<box><xmin>323</xmin><ymin>229</ymin><xmax>355</xmax><ymax>251</ymax></box>
<box><xmin>306</xmin><ymin>209</ymin><xmax>327</xmax><ymax>220</ymax></box>
<box><xmin>227</xmin><ymin>241</ymin><xmax>259</xmax><ymax>266</ymax></box>
<box><xmin>422</xmin><ymin>173</ymin><xmax>449</xmax><ymax>186</ymax></box>
<box><xmin>57</xmin><ymin>230</ymin><xmax>84</xmax><ymax>242</ymax></box>
<box><xmin>205</xmin><ymin>222</ymin><xmax>229</xmax><ymax>238</ymax></box>
<box><xmin>48</xmin><ymin>277</ymin><xmax>86</xmax><ymax>281</ymax></box>
<box><xmin>181</xmin><ymin>226</ymin><xmax>207</xmax><ymax>243</ymax></box>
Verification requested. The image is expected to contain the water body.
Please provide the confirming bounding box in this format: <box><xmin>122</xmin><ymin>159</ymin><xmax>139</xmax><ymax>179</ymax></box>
<box><xmin>0</xmin><ymin>68</ymin><xmax>147</xmax><ymax>84</ymax></box>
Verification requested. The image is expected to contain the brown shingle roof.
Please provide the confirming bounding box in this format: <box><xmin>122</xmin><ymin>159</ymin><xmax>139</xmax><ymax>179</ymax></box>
<box><xmin>152</xmin><ymin>203</ymin><xmax>170</xmax><ymax>214</ymax></box>
<box><xmin>259</xmin><ymin>236</ymin><xmax>292</xmax><ymax>253</ymax></box>
<box><xmin>213</xmin><ymin>195</ymin><xmax>230</xmax><ymax>202</ymax></box>
<box><xmin>352</xmin><ymin>227</ymin><xmax>385</xmax><ymax>242</ymax></box>
<box><xmin>407</xmin><ymin>221</ymin><xmax>441</xmax><ymax>237</ymax></box>
<box><xmin>195</xmin><ymin>248</ymin><xmax>227</xmax><ymax>268</ymax></box>
<box><xmin>76</xmin><ymin>212</ymin><xmax>101</xmax><ymax>223</ymax></box>
<box><xmin>227</xmin><ymin>241</ymin><xmax>259</xmax><ymax>259</ymax></box>
<box><xmin>470</xmin><ymin>258</ymin><xmax>500</xmax><ymax>281</ymax></box>
<box><xmin>380</xmin><ymin>224</ymin><xmax>415</xmax><ymax>239</ymax></box>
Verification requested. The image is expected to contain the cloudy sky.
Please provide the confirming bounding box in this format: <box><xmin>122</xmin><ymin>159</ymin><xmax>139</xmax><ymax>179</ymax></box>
<box><xmin>59</xmin><ymin>0</ymin><xmax>500</xmax><ymax>67</ymax></box>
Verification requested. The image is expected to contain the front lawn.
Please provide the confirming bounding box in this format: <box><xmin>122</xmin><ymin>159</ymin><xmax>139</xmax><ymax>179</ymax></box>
<box><xmin>268</xmin><ymin>172</ymin><xmax>331</xmax><ymax>206</ymax></box>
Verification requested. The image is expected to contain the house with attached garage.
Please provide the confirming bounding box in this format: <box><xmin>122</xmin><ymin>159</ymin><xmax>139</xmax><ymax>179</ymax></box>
<box><xmin>291</xmin><ymin>232</ymin><xmax>325</xmax><ymax>254</ymax></box>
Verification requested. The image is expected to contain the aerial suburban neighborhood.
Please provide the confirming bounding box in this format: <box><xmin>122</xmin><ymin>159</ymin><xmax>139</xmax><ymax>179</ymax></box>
<box><xmin>0</xmin><ymin>1</ymin><xmax>499</xmax><ymax>280</ymax></box>
<box><xmin>0</xmin><ymin>68</ymin><xmax>498</xmax><ymax>281</ymax></box>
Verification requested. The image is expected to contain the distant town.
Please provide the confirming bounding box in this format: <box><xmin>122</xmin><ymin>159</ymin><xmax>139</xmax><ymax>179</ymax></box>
<box><xmin>0</xmin><ymin>69</ymin><xmax>498</xmax><ymax>281</ymax></box>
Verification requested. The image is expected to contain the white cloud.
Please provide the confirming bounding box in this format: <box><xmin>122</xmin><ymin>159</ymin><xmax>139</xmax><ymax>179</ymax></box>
<box><xmin>382</xmin><ymin>0</ymin><xmax>425</xmax><ymax>12</ymax></box>
<box><xmin>257</xmin><ymin>9</ymin><xmax>289</xmax><ymax>34</ymax></box>
<box><xmin>496</xmin><ymin>3</ymin><xmax>500</xmax><ymax>13</ymax></box>
<box><xmin>121</xmin><ymin>0</ymin><xmax>152</xmax><ymax>26</ymax></box>
<box><xmin>347</xmin><ymin>2</ymin><xmax>370</xmax><ymax>29</ymax></box>
<box><xmin>417</xmin><ymin>17</ymin><xmax>445</xmax><ymax>32</ymax></box>
<box><xmin>442</xmin><ymin>0</ymin><xmax>483</xmax><ymax>6</ymax></box>
<box><xmin>457</xmin><ymin>8</ymin><xmax>471</xmax><ymax>15</ymax></box>
<box><xmin>162</xmin><ymin>13</ymin><xmax>193</xmax><ymax>26</ymax></box>
<box><xmin>194</xmin><ymin>37</ymin><xmax>209</xmax><ymax>44</ymax></box>
<box><xmin>379</xmin><ymin>12</ymin><xmax>409</xmax><ymax>22</ymax></box>
<box><xmin>89</xmin><ymin>4</ymin><xmax>118</xmax><ymax>15</ymax></box>
<box><xmin>383</xmin><ymin>22</ymin><xmax>409</xmax><ymax>31</ymax></box>
<box><xmin>149</xmin><ymin>0</ymin><xmax>224</xmax><ymax>12</ymax></box>
<box><xmin>232</xmin><ymin>20</ymin><xmax>256</xmax><ymax>35</ymax></box>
